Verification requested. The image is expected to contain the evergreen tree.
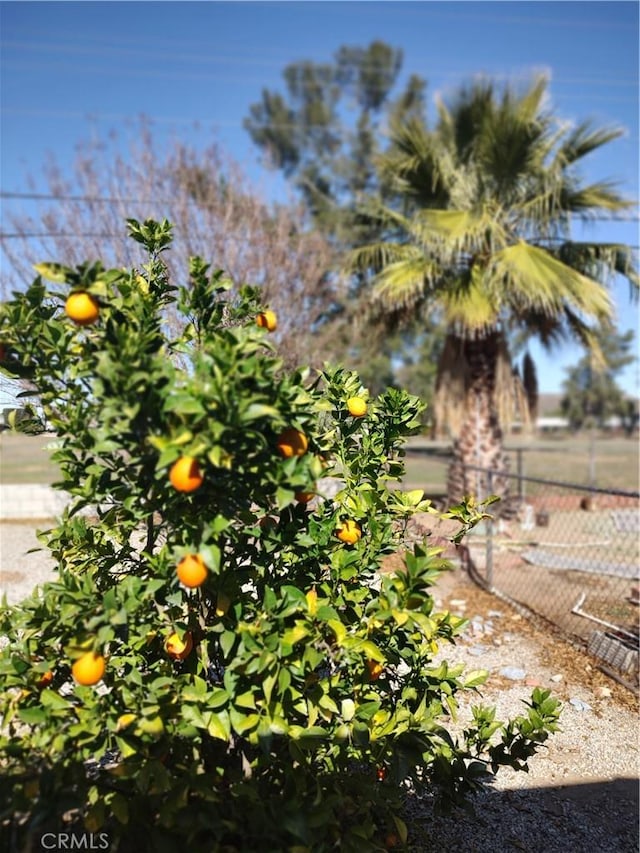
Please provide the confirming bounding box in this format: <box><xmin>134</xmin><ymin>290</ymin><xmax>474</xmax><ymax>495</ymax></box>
<box><xmin>561</xmin><ymin>328</ymin><xmax>636</xmax><ymax>430</ymax></box>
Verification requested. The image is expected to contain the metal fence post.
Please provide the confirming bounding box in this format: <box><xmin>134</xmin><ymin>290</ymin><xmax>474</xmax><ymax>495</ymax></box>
<box><xmin>486</xmin><ymin>469</ymin><xmax>494</xmax><ymax>591</ymax></box>
<box><xmin>517</xmin><ymin>448</ymin><xmax>524</xmax><ymax>503</ymax></box>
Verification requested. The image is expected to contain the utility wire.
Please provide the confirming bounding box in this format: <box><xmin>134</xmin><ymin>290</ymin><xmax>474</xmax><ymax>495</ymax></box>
<box><xmin>4</xmin><ymin>58</ymin><xmax>639</xmax><ymax>103</ymax></box>
<box><xmin>4</xmin><ymin>107</ymin><xmax>639</xmax><ymax>140</ymax></box>
<box><xmin>2</xmin><ymin>191</ymin><xmax>639</xmax><ymax>222</ymax></box>
<box><xmin>2</xmin><ymin>39</ymin><xmax>638</xmax><ymax>88</ymax></box>
<box><xmin>2</xmin><ymin>232</ymin><xmax>638</xmax><ymax>249</ymax></box>
<box><xmin>2</xmin><ymin>5</ymin><xmax>635</xmax><ymax>62</ymax></box>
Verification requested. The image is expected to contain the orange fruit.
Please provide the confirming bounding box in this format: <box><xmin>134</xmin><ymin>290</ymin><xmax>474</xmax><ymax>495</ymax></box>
<box><xmin>367</xmin><ymin>660</ymin><xmax>383</xmax><ymax>681</ymax></box>
<box><xmin>65</xmin><ymin>292</ymin><xmax>100</xmax><ymax>326</ymax></box>
<box><xmin>165</xmin><ymin>631</ymin><xmax>193</xmax><ymax>660</ymax></box>
<box><xmin>169</xmin><ymin>456</ymin><xmax>203</xmax><ymax>492</ymax></box>
<box><xmin>256</xmin><ymin>310</ymin><xmax>277</xmax><ymax>332</ymax></box>
<box><xmin>346</xmin><ymin>397</ymin><xmax>367</xmax><ymax>417</ymax></box>
<box><xmin>376</xmin><ymin>766</ymin><xmax>387</xmax><ymax>781</ymax></box>
<box><xmin>336</xmin><ymin>519</ymin><xmax>362</xmax><ymax>544</ymax></box>
<box><xmin>295</xmin><ymin>491</ymin><xmax>315</xmax><ymax>504</ymax></box>
<box><xmin>177</xmin><ymin>553</ymin><xmax>208</xmax><ymax>588</ymax></box>
<box><xmin>384</xmin><ymin>833</ymin><xmax>400</xmax><ymax>849</ymax></box>
<box><xmin>276</xmin><ymin>428</ymin><xmax>308</xmax><ymax>458</ymax></box>
<box><xmin>35</xmin><ymin>670</ymin><xmax>53</xmax><ymax>689</ymax></box>
<box><xmin>72</xmin><ymin>651</ymin><xmax>106</xmax><ymax>686</ymax></box>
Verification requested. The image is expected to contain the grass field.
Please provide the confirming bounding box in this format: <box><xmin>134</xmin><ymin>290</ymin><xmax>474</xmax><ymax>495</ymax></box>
<box><xmin>403</xmin><ymin>435</ymin><xmax>640</xmax><ymax>495</ymax></box>
<box><xmin>1</xmin><ymin>433</ymin><xmax>60</xmax><ymax>485</ymax></box>
<box><xmin>1</xmin><ymin>431</ymin><xmax>638</xmax><ymax>493</ymax></box>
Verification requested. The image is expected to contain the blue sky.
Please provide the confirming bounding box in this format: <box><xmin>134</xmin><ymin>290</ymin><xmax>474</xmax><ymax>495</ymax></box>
<box><xmin>1</xmin><ymin>0</ymin><xmax>639</xmax><ymax>402</ymax></box>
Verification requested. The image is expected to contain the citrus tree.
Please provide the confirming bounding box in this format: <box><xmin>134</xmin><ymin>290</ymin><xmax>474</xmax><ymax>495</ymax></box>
<box><xmin>0</xmin><ymin>220</ymin><xmax>559</xmax><ymax>852</ymax></box>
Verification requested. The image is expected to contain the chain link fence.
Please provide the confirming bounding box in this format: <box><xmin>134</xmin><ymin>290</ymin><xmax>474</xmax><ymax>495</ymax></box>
<box><xmin>405</xmin><ymin>447</ymin><xmax>640</xmax><ymax>689</ymax></box>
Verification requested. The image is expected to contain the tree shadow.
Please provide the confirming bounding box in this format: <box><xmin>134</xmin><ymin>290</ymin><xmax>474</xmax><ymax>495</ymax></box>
<box><xmin>409</xmin><ymin>777</ymin><xmax>639</xmax><ymax>852</ymax></box>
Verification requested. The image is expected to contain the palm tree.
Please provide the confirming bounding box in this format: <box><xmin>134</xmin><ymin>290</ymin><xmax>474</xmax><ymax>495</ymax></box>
<box><xmin>349</xmin><ymin>76</ymin><xmax>638</xmax><ymax>515</ymax></box>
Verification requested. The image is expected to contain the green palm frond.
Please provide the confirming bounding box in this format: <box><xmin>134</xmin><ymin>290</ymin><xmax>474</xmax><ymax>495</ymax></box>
<box><xmin>561</xmin><ymin>180</ymin><xmax>635</xmax><ymax>214</ymax></box>
<box><xmin>439</xmin><ymin>266</ymin><xmax>498</xmax><ymax>335</ymax></box>
<box><xmin>370</xmin><ymin>254</ymin><xmax>438</xmax><ymax>311</ymax></box>
<box><xmin>378</xmin><ymin>118</ymin><xmax>455</xmax><ymax>203</ymax></box>
<box><xmin>413</xmin><ymin>207</ymin><xmax>508</xmax><ymax>255</ymax></box>
<box><xmin>556</xmin><ymin>241</ymin><xmax>639</xmax><ymax>283</ymax></box>
<box><xmin>562</xmin><ymin>308</ymin><xmax>608</xmax><ymax>368</ymax></box>
<box><xmin>513</xmin><ymin>75</ymin><xmax>549</xmax><ymax>124</ymax></box>
<box><xmin>555</xmin><ymin>121</ymin><xmax>625</xmax><ymax>167</ymax></box>
<box><xmin>518</xmin><ymin>188</ymin><xmax>568</xmax><ymax>231</ymax></box>
<box><xmin>489</xmin><ymin>241</ymin><xmax>613</xmax><ymax>321</ymax></box>
<box><xmin>515</xmin><ymin>308</ymin><xmax>566</xmax><ymax>350</ymax></box>
<box><xmin>347</xmin><ymin>240</ymin><xmax>422</xmax><ymax>274</ymax></box>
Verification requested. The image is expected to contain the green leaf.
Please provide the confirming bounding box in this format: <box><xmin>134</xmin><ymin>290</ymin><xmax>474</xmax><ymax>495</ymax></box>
<box><xmin>39</xmin><ymin>689</ymin><xmax>72</xmax><ymax>710</ymax></box>
<box><xmin>230</xmin><ymin>709</ymin><xmax>260</xmax><ymax>736</ymax></box>
<box><xmin>110</xmin><ymin>792</ymin><xmax>129</xmax><ymax>825</ymax></box>
<box><xmin>206</xmin><ymin>687</ymin><xmax>229</xmax><ymax>709</ymax></box>
<box><xmin>262</xmin><ymin>671</ymin><xmax>277</xmax><ymax>705</ymax></box>
<box><xmin>235</xmin><ymin>690</ymin><xmax>256</xmax><ymax>711</ymax></box>
<box><xmin>392</xmin><ymin>815</ymin><xmax>408</xmax><ymax>844</ymax></box>
<box><xmin>341</xmin><ymin>698</ymin><xmax>356</xmax><ymax>721</ymax></box>
<box><xmin>115</xmin><ymin>736</ymin><xmax>137</xmax><ymax>759</ymax></box>
<box><xmin>281</xmin><ymin>625</ymin><xmax>308</xmax><ymax>648</ymax></box>
<box><xmin>207</xmin><ymin>711</ymin><xmax>231</xmax><ymax>741</ymax></box>
<box><xmin>359</xmin><ymin>640</ymin><xmax>384</xmax><ymax>662</ymax></box>
<box><xmin>181</xmin><ymin>705</ymin><xmax>207</xmax><ymax>729</ymax></box>
<box><xmin>220</xmin><ymin>630</ymin><xmax>236</xmax><ymax>659</ymax></box>
<box><xmin>269</xmin><ymin>716</ymin><xmax>289</xmax><ymax>735</ymax></box>
<box><xmin>463</xmin><ymin>670</ymin><xmax>489</xmax><ymax>688</ymax></box>
<box><xmin>327</xmin><ymin>619</ymin><xmax>346</xmax><ymax>645</ymax></box>
<box><xmin>242</xmin><ymin>403</ymin><xmax>280</xmax><ymax>422</ymax></box>
<box><xmin>33</xmin><ymin>262</ymin><xmax>71</xmax><ymax>283</ymax></box>
<box><xmin>18</xmin><ymin>707</ymin><xmax>46</xmax><ymax>725</ymax></box>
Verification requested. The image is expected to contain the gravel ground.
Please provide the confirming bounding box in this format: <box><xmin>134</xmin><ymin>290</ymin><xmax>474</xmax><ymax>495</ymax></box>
<box><xmin>1</xmin><ymin>521</ymin><xmax>58</xmax><ymax>604</ymax></box>
<box><xmin>1</xmin><ymin>521</ymin><xmax>638</xmax><ymax>852</ymax></box>
<box><xmin>404</xmin><ymin>569</ymin><xmax>639</xmax><ymax>852</ymax></box>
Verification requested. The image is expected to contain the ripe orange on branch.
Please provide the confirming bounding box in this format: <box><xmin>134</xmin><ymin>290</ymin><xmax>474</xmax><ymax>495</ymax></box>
<box><xmin>72</xmin><ymin>652</ymin><xmax>106</xmax><ymax>686</ymax></box>
<box><xmin>346</xmin><ymin>397</ymin><xmax>367</xmax><ymax>417</ymax></box>
<box><xmin>177</xmin><ymin>554</ymin><xmax>208</xmax><ymax>588</ymax></box>
<box><xmin>335</xmin><ymin>519</ymin><xmax>362</xmax><ymax>544</ymax></box>
<box><xmin>165</xmin><ymin>631</ymin><xmax>193</xmax><ymax>660</ymax></box>
<box><xmin>367</xmin><ymin>660</ymin><xmax>384</xmax><ymax>681</ymax></box>
<box><xmin>169</xmin><ymin>456</ymin><xmax>203</xmax><ymax>492</ymax></box>
<box><xmin>256</xmin><ymin>310</ymin><xmax>277</xmax><ymax>332</ymax></box>
<box><xmin>276</xmin><ymin>428</ymin><xmax>308</xmax><ymax>458</ymax></box>
<box><xmin>35</xmin><ymin>670</ymin><xmax>53</xmax><ymax>689</ymax></box>
<box><xmin>65</xmin><ymin>292</ymin><xmax>100</xmax><ymax>326</ymax></box>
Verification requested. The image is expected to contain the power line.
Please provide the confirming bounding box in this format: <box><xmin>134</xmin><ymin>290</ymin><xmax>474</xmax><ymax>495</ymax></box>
<box><xmin>2</xmin><ymin>191</ymin><xmax>639</xmax><ymax>222</ymax></box>
<box><xmin>3</xmin><ymin>52</ymin><xmax>638</xmax><ymax>103</ymax></box>
<box><xmin>2</xmin><ymin>38</ymin><xmax>638</xmax><ymax>89</ymax></box>
<box><xmin>3</xmin><ymin>106</ymin><xmax>639</xmax><ymax>141</ymax></box>
<box><xmin>2</xmin><ymin>56</ymin><xmax>639</xmax><ymax>102</ymax></box>
<box><xmin>1</xmin><ymin>233</ymin><xmax>125</xmax><ymax>239</ymax></box>
<box><xmin>2</xmin><ymin>232</ymin><xmax>638</xmax><ymax>250</ymax></box>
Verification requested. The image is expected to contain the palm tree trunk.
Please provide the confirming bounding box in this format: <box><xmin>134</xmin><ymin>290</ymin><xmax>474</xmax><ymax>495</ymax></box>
<box><xmin>447</xmin><ymin>331</ymin><xmax>514</xmax><ymax>517</ymax></box>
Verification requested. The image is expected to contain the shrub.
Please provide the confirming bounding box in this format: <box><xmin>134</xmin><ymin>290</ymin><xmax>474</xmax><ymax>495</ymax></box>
<box><xmin>0</xmin><ymin>220</ymin><xmax>560</xmax><ymax>852</ymax></box>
